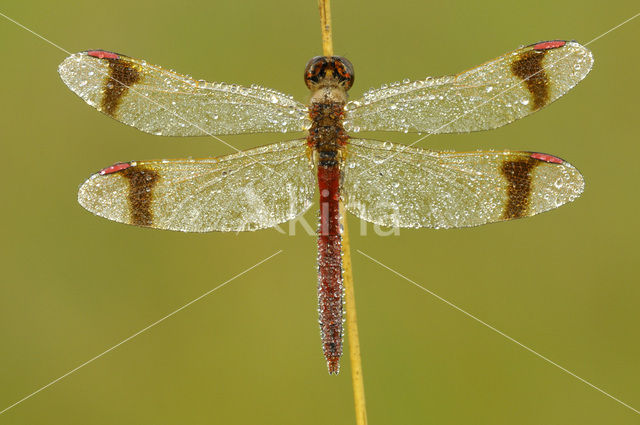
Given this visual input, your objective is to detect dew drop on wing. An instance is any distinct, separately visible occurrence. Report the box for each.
[554,178,564,189]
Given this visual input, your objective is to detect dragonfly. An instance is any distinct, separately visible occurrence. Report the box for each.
[59,40,593,374]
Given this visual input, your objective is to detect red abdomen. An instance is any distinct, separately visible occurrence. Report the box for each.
[317,163,343,374]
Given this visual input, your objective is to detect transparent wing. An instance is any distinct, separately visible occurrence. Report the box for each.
[59,50,310,136]
[342,138,584,229]
[78,140,315,232]
[344,41,593,134]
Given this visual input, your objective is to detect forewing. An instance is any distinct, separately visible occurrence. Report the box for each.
[59,50,310,136]
[342,139,584,229]
[344,41,593,134]
[78,140,315,232]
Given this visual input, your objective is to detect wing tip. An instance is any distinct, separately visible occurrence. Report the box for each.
[566,41,595,71]
[533,152,585,194]
[528,39,594,84]
[57,53,79,78]
[527,39,593,62]
[77,174,99,212]
[58,49,125,73]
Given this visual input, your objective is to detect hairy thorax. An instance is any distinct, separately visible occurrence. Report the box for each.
[304,56,354,162]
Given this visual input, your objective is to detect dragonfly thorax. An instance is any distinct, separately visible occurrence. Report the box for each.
[305,56,351,150]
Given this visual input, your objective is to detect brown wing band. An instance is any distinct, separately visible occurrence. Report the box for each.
[121,166,159,226]
[101,58,141,117]
[501,158,540,220]
[511,50,550,111]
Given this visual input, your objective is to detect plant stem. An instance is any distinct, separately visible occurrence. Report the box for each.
[340,204,368,425]
[318,0,334,56]
[318,3,367,423]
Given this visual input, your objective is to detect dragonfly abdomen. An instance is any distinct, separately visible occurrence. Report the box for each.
[317,163,343,374]
[309,100,349,374]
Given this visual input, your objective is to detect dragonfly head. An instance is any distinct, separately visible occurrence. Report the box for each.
[304,56,354,92]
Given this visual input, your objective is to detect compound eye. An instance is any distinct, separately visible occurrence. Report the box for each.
[333,57,354,90]
[304,56,326,88]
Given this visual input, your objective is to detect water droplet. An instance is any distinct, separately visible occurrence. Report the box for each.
[554,178,564,189]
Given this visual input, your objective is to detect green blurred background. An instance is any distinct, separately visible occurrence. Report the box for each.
[1,0,639,423]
